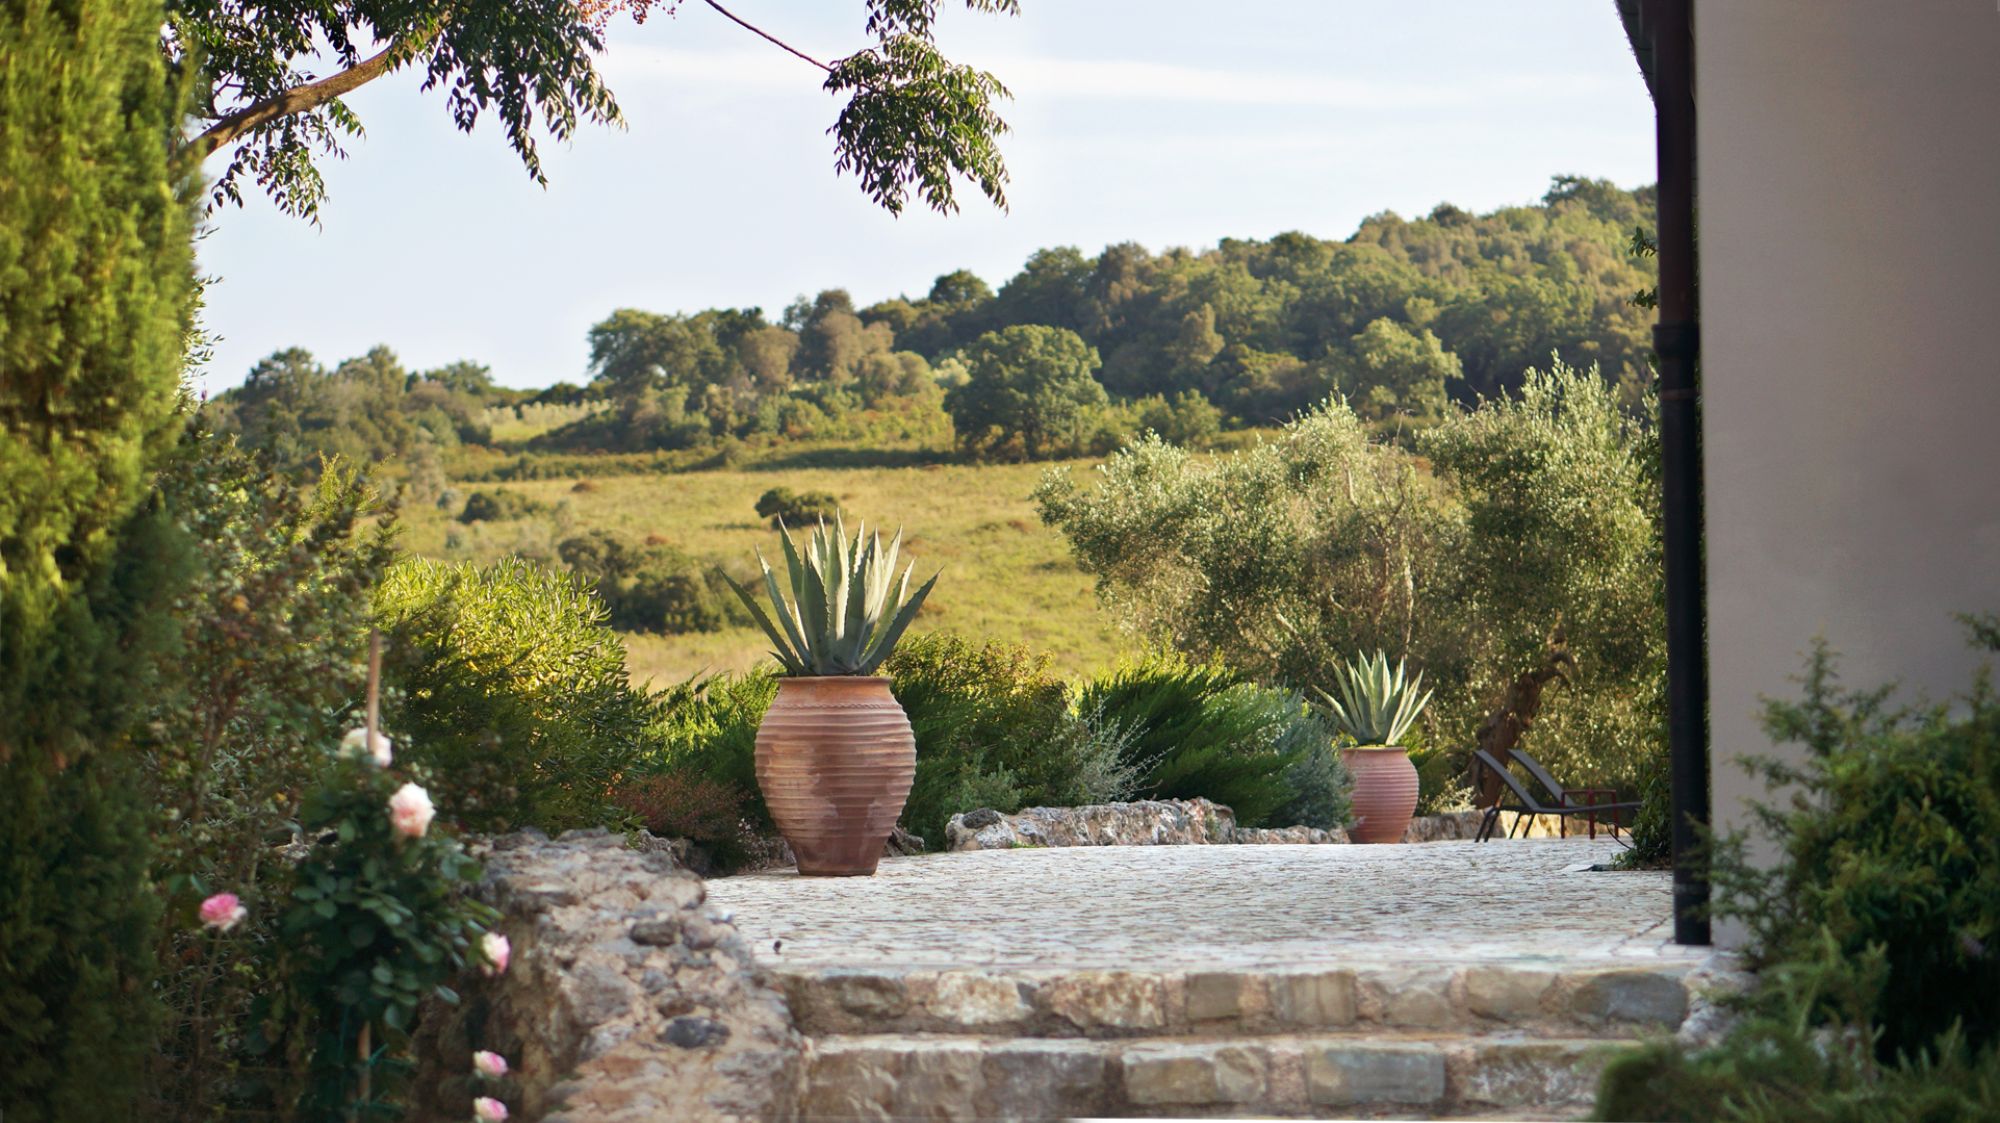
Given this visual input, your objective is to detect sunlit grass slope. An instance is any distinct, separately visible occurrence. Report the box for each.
[397,459,1142,688]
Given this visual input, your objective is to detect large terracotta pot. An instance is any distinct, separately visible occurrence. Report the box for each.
[1341,745,1419,844]
[755,675,916,876]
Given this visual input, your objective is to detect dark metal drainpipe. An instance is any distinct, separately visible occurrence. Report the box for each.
[1648,0,1711,946]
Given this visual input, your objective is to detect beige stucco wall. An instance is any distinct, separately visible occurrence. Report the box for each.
[1699,0,2000,941]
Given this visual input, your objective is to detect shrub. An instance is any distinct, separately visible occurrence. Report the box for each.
[457,487,549,523]
[754,485,842,528]
[0,0,196,1111]
[556,530,750,635]
[613,771,761,874]
[142,432,393,1119]
[630,671,781,873]
[887,633,1150,846]
[1594,630,2000,1120]
[374,558,659,832]
[645,670,779,830]
[1080,656,1349,829]
[255,749,497,1118]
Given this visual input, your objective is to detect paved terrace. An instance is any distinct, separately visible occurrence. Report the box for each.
[707,839,1700,974]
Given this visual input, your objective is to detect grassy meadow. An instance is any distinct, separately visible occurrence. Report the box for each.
[397,457,1144,687]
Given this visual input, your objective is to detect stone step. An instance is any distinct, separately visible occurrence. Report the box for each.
[776,960,1693,1041]
[796,1031,1616,1121]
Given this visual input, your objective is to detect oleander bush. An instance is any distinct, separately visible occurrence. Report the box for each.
[1594,627,2000,1121]
[376,558,660,832]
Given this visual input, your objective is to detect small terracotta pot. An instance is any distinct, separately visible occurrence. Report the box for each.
[1341,745,1419,844]
[755,675,916,876]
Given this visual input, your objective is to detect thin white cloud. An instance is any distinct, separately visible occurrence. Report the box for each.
[598,45,1615,109]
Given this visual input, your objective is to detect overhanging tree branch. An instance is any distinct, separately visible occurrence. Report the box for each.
[185,33,436,160]
[702,0,835,74]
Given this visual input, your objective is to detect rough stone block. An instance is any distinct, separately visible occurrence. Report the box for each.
[1306,1044,1447,1107]
[823,971,911,1019]
[1040,971,1170,1031]
[919,971,1032,1027]
[1123,1044,1267,1105]
[891,1043,988,1120]
[1447,1041,1605,1109]
[800,1046,898,1122]
[1184,971,1250,1022]
[1569,970,1689,1027]
[1269,970,1357,1027]
[982,1043,1109,1118]
[1463,966,1556,1022]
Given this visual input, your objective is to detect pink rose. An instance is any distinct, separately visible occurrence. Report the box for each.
[341,726,393,767]
[472,1095,509,1121]
[388,782,435,838]
[472,1050,508,1078]
[198,892,247,932]
[481,931,511,977]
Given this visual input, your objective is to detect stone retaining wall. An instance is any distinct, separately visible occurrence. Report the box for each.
[944,801,1615,851]
[411,829,801,1122]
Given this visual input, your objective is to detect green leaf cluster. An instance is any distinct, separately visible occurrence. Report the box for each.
[257,753,497,1119]
[1081,655,1350,830]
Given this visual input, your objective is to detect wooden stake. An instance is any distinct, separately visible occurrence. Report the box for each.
[365,629,382,748]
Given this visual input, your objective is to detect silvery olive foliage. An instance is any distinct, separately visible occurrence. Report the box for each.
[1037,360,1664,792]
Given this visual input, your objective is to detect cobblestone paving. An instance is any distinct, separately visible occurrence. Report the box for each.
[706,840,1700,973]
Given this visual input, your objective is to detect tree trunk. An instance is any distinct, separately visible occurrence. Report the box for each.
[1472,623,1574,807]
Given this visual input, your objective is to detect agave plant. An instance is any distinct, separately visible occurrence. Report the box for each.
[723,515,939,676]
[1311,650,1433,747]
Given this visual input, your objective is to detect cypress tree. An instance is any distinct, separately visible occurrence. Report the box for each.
[0,0,194,1116]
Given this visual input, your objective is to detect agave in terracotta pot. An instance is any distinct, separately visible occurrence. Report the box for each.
[1312,651,1433,844]
[724,516,937,875]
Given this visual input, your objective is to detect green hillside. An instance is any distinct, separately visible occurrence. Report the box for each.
[396,459,1140,686]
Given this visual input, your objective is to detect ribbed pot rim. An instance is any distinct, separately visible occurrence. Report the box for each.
[773,674,894,688]
[1341,744,1409,751]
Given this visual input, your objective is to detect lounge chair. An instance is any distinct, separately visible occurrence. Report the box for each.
[1512,749,1629,839]
[1471,748,1640,844]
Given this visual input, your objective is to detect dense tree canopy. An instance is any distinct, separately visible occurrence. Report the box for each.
[945,325,1107,460]
[173,0,1020,220]
[212,177,1659,466]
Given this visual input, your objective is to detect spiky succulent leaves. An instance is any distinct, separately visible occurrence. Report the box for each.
[735,516,939,675]
[856,568,938,675]
[722,562,805,675]
[1313,650,1433,746]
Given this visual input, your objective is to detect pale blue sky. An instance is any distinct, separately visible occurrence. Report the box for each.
[191,1,1653,394]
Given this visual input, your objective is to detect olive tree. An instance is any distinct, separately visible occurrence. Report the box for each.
[1037,361,1665,794]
